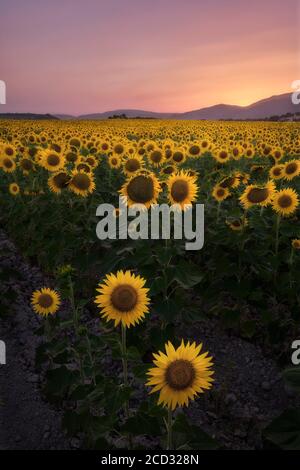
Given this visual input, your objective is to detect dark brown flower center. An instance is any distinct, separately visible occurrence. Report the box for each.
[285,162,298,175]
[4,158,13,168]
[163,166,174,175]
[127,175,155,203]
[47,154,60,166]
[5,147,14,156]
[38,294,53,308]
[220,177,234,188]
[69,138,81,148]
[72,173,91,190]
[171,179,189,202]
[165,359,195,390]
[114,144,124,154]
[278,194,292,208]
[66,152,77,163]
[165,149,172,159]
[125,159,140,172]
[111,284,138,312]
[273,167,282,176]
[219,151,228,160]
[53,172,70,189]
[21,159,33,171]
[150,151,163,163]
[189,145,200,156]
[247,188,269,203]
[216,188,225,197]
[173,151,184,162]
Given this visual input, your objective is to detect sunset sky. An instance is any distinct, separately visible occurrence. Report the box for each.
[0,0,299,114]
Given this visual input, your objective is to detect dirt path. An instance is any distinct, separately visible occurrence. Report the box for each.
[0,230,70,450]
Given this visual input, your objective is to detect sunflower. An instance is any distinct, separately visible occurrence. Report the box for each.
[113,142,126,156]
[283,160,300,181]
[40,150,65,172]
[239,181,275,209]
[19,157,35,174]
[226,217,248,231]
[2,144,16,158]
[120,171,161,208]
[272,188,299,217]
[269,164,284,180]
[1,156,16,173]
[162,165,176,175]
[214,148,230,164]
[31,288,60,316]
[212,185,230,202]
[94,270,150,328]
[172,149,186,165]
[292,239,300,250]
[108,154,122,169]
[167,171,198,210]
[188,144,201,158]
[48,171,70,194]
[123,155,143,176]
[146,340,214,410]
[9,182,20,196]
[69,170,95,197]
[149,148,164,167]
[65,151,79,164]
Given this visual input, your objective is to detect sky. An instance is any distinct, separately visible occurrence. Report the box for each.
[0,0,299,115]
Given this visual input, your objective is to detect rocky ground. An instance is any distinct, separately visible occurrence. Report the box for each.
[0,228,298,450]
[0,230,70,450]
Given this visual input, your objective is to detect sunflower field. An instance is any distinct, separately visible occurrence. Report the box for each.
[1,118,300,450]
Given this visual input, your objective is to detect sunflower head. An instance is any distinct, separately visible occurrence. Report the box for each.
[69,170,95,197]
[239,181,275,209]
[292,239,300,250]
[167,170,198,210]
[283,160,300,181]
[146,340,214,410]
[94,270,150,328]
[123,155,143,176]
[48,171,70,194]
[40,150,65,172]
[272,188,299,217]
[212,185,230,202]
[9,183,20,196]
[31,288,60,316]
[108,154,122,169]
[120,171,161,208]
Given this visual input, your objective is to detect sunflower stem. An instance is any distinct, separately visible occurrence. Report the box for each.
[289,248,294,289]
[121,324,133,449]
[275,214,281,256]
[216,202,221,222]
[166,407,173,450]
[68,275,78,334]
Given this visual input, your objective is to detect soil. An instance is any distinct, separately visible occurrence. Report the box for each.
[0,228,299,450]
[0,230,70,450]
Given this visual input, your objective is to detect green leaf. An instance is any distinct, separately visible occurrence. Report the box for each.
[173,414,218,450]
[44,366,80,399]
[264,408,300,449]
[283,367,300,392]
[121,412,162,436]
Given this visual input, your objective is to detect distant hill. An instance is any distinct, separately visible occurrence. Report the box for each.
[2,92,299,121]
[73,93,300,120]
[0,113,59,120]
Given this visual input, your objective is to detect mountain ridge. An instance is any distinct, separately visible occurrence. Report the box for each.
[0,92,299,121]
